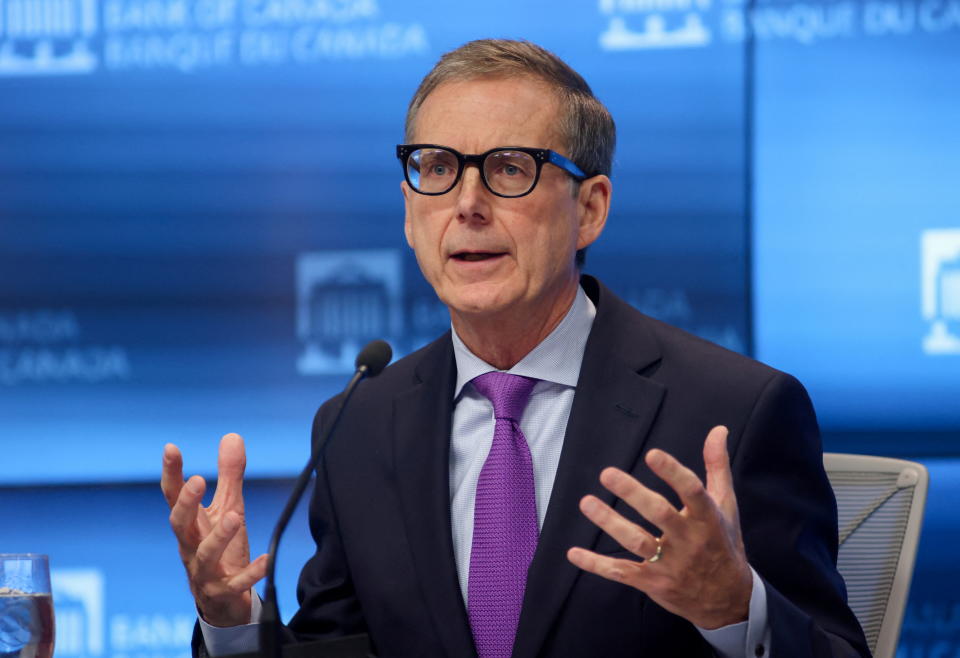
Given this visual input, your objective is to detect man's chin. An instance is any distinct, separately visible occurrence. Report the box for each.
[448,298,513,319]
[442,287,518,321]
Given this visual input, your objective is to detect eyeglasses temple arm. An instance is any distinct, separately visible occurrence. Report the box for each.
[547,150,587,179]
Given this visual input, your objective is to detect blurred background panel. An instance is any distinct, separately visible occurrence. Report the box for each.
[749,2,960,652]
[0,0,956,655]
[0,0,749,483]
[753,0,960,443]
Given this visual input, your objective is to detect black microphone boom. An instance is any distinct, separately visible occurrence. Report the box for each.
[260,339,392,657]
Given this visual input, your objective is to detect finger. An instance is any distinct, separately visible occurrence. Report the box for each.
[599,467,682,534]
[195,511,244,576]
[703,426,738,519]
[210,433,247,511]
[703,426,733,500]
[579,495,659,559]
[169,475,206,549]
[227,554,269,592]
[644,448,714,518]
[161,443,185,509]
[567,547,646,589]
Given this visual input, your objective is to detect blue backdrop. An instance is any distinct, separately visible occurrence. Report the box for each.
[1,0,958,655]
[753,0,960,434]
[1,0,749,484]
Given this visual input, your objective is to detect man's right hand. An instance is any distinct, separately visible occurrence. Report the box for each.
[161,433,269,627]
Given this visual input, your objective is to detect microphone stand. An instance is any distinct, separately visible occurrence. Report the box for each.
[259,343,388,658]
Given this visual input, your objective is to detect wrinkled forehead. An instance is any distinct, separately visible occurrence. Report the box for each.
[409,75,566,152]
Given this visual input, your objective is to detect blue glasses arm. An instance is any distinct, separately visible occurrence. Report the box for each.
[547,150,587,179]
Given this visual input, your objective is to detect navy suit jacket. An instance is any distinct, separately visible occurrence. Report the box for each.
[199,276,870,657]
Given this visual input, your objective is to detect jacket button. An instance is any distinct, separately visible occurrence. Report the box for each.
[754,644,765,657]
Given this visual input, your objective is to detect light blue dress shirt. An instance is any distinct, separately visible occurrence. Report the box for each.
[202,285,770,658]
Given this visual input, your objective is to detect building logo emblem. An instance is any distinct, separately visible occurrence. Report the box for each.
[296,249,402,375]
[0,0,98,76]
[599,0,713,51]
[51,568,105,656]
[921,229,960,355]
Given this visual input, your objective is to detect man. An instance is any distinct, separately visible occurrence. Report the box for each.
[162,39,870,657]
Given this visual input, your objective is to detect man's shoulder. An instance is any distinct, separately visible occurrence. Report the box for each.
[589,278,817,442]
[370,330,453,390]
[328,332,453,405]
[588,276,791,393]
[643,311,774,377]
[314,331,453,433]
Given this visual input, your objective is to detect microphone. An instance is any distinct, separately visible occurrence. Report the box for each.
[355,339,391,378]
[260,339,393,657]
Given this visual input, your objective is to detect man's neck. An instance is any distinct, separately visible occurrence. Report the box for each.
[450,280,579,370]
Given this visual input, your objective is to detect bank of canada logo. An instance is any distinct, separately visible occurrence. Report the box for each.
[921,229,960,355]
[51,568,105,656]
[296,249,402,375]
[599,0,712,51]
[0,0,98,76]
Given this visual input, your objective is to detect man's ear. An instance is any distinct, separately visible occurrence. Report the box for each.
[401,180,415,249]
[576,175,612,251]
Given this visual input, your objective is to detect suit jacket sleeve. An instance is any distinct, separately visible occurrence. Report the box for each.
[733,371,869,657]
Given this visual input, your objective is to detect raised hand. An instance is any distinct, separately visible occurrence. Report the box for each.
[567,426,753,629]
[161,433,269,627]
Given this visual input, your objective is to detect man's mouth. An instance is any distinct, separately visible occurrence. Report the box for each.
[451,251,505,262]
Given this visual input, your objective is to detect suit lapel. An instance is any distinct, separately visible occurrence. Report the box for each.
[392,335,476,657]
[513,278,667,658]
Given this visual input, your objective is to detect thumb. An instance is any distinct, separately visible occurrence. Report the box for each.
[211,433,247,511]
[703,426,737,518]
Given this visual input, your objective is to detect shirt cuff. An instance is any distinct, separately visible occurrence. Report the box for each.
[198,592,263,657]
[696,567,771,658]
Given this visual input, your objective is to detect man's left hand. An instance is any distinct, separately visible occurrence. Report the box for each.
[566,425,753,630]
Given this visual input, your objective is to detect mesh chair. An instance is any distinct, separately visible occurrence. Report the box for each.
[823,453,929,658]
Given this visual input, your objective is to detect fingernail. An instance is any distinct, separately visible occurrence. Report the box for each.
[600,468,620,485]
[187,478,202,495]
[222,514,238,532]
[582,497,598,513]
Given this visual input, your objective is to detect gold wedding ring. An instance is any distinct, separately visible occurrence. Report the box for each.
[647,536,663,563]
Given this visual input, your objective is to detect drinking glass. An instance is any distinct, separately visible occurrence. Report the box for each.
[0,554,55,658]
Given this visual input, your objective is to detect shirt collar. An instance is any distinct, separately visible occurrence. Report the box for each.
[451,284,597,399]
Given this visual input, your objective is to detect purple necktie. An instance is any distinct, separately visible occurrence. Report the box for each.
[468,372,539,658]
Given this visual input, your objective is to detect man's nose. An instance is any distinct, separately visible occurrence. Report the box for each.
[454,165,491,223]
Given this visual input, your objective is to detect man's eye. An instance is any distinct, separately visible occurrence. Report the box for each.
[497,162,531,178]
[425,163,452,177]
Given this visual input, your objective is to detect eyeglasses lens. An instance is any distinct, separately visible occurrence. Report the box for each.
[407,148,459,194]
[484,151,536,197]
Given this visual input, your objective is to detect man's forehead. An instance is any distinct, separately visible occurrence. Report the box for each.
[410,76,564,150]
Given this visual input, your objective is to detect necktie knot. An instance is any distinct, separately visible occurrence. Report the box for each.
[471,372,538,423]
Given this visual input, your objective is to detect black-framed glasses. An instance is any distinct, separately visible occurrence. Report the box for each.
[396,144,589,198]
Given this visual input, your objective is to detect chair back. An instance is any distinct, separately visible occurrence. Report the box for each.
[823,453,929,658]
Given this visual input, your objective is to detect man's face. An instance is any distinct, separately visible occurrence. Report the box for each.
[402,76,605,325]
